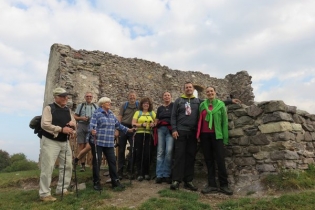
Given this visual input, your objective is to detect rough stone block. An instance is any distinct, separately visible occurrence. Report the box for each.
[256,164,275,172]
[249,133,270,145]
[304,132,313,141]
[302,158,314,164]
[296,132,305,142]
[286,105,297,114]
[283,160,297,169]
[270,150,299,160]
[264,100,287,113]
[253,151,269,160]
[246,105,263,118]
[292,114,306,124]
[296,109,309,116]
[273,131,295,141]
[229,128,244,137]
[258,122,292,134]
[234,116,254,128]
[227,103,242,110]
[239,136,250,146]
[243,126,258,136]
[305,114,315,121]
[232,147,242,154]
[235,157,256,166]
[302,123,314,132]
[262,112,293,124]
[290,123,302,131]
[234,108,248,117]
[248,146,260,153]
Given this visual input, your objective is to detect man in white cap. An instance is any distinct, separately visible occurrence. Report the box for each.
[39,87,76,202]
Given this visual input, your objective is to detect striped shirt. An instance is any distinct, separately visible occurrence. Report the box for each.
[89,108,128,147]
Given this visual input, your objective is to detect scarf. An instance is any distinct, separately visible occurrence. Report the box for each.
[200,98,224,129]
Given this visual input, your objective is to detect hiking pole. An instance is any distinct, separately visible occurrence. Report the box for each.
[148,121,152,180]
[72,144,78,198]
[141,121,147,178]
[93,129,102,195]
[61,135,69,200]
[130,125,137,185]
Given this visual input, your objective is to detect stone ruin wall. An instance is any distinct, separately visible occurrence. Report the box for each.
[43,44,315,193]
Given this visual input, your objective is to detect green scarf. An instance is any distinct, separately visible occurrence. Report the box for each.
[200,99,224,129]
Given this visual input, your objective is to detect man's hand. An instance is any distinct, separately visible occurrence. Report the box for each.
[172,131,179,140]
[91,129,96,135]
[232,99,241,104]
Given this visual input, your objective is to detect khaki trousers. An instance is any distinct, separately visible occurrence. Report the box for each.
[39,135,72,197]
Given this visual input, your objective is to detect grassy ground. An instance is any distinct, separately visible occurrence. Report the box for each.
[1,165,315,209]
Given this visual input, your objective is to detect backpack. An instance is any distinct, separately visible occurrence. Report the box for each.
[78,103,97,116]
[123,101,139,115]
[138,110,153,120]
[29,104,56,138]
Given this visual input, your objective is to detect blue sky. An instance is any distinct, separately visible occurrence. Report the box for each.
[1,0,315,161]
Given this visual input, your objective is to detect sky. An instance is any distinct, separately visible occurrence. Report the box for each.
[0,0,314,161]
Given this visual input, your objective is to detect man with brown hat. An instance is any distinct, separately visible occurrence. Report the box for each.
[39,87,76,202]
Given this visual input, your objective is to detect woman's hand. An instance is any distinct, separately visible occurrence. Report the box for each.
[91,129,96,135]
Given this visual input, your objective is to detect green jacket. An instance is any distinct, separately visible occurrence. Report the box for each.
[196,98,229,145]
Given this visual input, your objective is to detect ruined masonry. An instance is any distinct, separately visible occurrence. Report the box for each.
[44,43,315,194]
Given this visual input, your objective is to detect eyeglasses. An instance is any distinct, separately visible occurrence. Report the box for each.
[85,96,92,98]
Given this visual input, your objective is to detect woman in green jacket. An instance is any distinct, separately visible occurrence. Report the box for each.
[196,86,233,195]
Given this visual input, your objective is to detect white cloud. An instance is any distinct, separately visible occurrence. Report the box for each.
[1,0,315,160]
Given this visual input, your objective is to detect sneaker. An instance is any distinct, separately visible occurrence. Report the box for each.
[219,186,233,195]
[40,195,57,202]
[184,182,198,191]
[112,180,125,189]
[137,176,144,182]
[80,168,85,172]
[144,175,151,181]
[155,177,163,184]
[201,185,218,194]
[170,181,180,190]
[56,190,74,196]
[164,177,172,184]
[93,182,102,191]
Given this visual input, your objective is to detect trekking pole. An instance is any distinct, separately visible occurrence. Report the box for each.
[72,144,78,198]
[141,121,147,178]
[61,135,69,200]
[148,121,152,179]
[93,129,102,195]
[130,125,137,185]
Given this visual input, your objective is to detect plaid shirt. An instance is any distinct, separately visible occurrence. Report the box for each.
[89,108,128,147]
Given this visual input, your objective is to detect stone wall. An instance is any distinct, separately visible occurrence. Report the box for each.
[226,100,315,194]
[43,44,315,194]
[43,44,254,111]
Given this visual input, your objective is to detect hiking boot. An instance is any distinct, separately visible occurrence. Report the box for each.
[155,177,163,184]
[40,195,57,202]
[144,175,151,181]
[219,186,233,195]
[201,185,218,194]
[80,164,86,172]
[93,182,102,191]
[184,182,198,191]
[164,177,172,184]
[118,171,123,180]
[137,176,144,182]
[112,180,125,189]
[170,181,180,190]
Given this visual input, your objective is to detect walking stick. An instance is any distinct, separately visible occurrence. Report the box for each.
[148,121,152,179]
[93,130,102,194]
[141,121,147,178]
[130,125,137,185]
[72,144,78,198]
[61,135,69,200]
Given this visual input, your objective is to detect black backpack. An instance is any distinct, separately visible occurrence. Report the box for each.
[29,104,56,138]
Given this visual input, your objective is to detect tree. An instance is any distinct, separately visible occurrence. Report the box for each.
[0,150,10,171]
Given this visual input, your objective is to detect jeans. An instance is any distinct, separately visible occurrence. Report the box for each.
[156,126,174,178]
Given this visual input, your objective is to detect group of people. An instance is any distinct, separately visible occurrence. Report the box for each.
[38,82,240,202]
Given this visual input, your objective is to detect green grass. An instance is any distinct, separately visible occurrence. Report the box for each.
[218,191,315,210]
[139,189,211,210]
[262,164,315,191]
